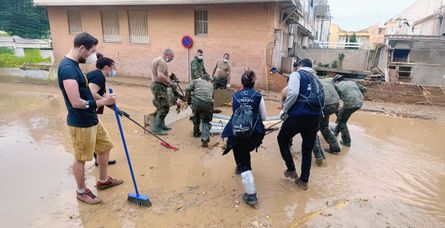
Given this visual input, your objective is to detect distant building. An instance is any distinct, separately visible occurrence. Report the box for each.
[382,0,445,86]
[313,0,331,45]
[327,23,385,49]
[385,0,445,36]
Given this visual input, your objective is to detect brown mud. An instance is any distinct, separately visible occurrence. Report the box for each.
[0,80,444,227]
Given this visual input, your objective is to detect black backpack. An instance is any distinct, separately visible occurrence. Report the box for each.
[232,91,259,138]
[297,70,325,111]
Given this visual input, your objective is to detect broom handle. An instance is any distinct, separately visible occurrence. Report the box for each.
[109,88,140,196]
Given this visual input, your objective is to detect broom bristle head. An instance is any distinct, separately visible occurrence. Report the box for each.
[127,193,152,207]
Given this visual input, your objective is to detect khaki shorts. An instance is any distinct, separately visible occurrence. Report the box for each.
[69,120,114,161]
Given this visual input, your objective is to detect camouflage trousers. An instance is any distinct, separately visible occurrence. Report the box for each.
[334,106,361,145]
[191,98,213,141]
[151,82,170,121]
[313,103,340,159]
[213,77,227,89]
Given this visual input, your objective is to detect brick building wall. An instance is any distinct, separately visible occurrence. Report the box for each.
[47,3,281,89]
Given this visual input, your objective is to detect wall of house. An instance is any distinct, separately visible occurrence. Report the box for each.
[410,40,445,86]
[411,64,445,86]
[47,3,278,89]
[368,23,385,49]
[410,49,445,65]
[377,46,389,80]
[304,48,370,71]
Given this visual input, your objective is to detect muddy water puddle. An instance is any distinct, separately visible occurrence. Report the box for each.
[0,81,444,227]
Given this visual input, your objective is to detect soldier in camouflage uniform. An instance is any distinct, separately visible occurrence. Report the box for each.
[151,49,175,135]
[333,75,367,146]
[312,75,342,166]
[191,49,207,80]
[185,74,214,148]
[212,53,231,89]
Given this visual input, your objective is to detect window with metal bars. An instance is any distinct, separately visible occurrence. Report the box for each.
[128,10,149,44]
[101,10,121,43]
[194,10,208,35]
[67,9,82,34]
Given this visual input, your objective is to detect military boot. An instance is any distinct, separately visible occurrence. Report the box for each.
[193,124,201,137]
[201,139,209,148]
[160,119,172,131]
[151,115,168,135]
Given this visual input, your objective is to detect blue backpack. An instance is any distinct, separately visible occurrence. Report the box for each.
[232,91,259,138]
[297,70,325,111]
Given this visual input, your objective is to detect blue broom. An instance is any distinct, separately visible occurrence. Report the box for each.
[109,88,151,207]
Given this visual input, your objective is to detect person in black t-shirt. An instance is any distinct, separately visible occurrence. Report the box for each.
[87,53,118,166]
[58,32,123,205]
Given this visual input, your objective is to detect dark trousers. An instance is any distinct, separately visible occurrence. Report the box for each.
[232,133,264,173]
[191,98,213,141]
[277,115,320,183]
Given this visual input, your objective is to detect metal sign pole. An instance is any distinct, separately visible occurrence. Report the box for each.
[187,48,190,82]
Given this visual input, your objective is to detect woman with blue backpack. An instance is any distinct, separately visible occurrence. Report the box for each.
[221,70,267,206]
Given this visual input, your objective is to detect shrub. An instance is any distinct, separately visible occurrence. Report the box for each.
[0,48,50,68]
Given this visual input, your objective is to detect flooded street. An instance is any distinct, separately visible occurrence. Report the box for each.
[0,81,444,227]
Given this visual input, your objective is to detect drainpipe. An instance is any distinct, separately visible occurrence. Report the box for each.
[436,14,444,35]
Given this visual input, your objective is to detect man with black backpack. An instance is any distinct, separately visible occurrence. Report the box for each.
[277,58,324,190]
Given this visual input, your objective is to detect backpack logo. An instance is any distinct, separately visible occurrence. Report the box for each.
[298,70,325,111]
[232,91,259,138]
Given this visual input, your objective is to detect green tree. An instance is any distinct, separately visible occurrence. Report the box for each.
[0,0,50,39]
[348,33,358,49]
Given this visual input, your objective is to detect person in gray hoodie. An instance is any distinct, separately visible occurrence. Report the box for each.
[278,58,321,190]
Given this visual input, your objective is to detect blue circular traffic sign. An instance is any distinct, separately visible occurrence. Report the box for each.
[181,35,193,49]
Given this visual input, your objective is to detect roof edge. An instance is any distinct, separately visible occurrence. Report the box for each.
[34,0,289,6]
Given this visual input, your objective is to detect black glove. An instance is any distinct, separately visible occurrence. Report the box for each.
[170,73,180,83]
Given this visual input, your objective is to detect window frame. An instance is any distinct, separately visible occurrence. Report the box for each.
[67,9,82,35]
[100,9,121,43]
[127,9,150,44]
[194,9,208,36]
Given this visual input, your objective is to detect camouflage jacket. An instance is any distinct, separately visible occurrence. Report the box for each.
[191,57,206,80]
[185,78,214,103]
[335,80,367,109]
[321,78,340,105]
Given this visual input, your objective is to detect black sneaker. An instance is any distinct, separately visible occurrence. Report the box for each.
[295,179,308,190]
[283,170,298,179]
[242,193,258,206]
[193,132,201,138]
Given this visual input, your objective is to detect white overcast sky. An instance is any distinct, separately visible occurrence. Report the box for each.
[329,0,418,31]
